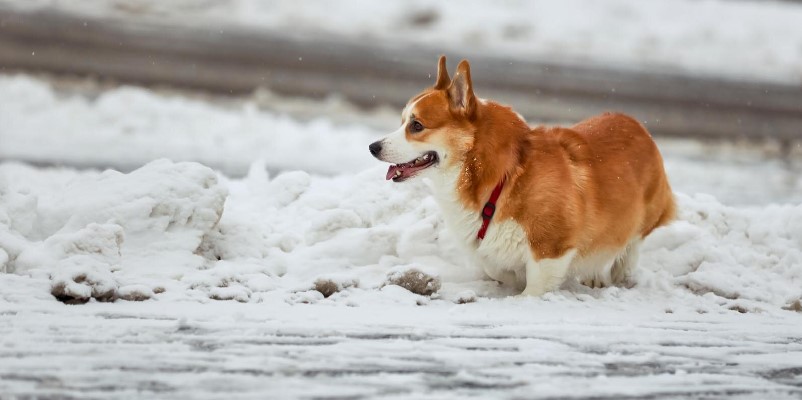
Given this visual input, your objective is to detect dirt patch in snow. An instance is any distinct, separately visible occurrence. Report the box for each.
[783,300,802,313]
[385,268,441,296]
[314,278,358,298]
[51,273,117,304]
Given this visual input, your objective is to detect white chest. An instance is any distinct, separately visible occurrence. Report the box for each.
[428,172,530,281]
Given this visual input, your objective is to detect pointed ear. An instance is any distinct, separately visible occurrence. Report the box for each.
[448,60,476,118]
[434,55,450,90]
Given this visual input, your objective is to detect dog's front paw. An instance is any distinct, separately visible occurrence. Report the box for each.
[518,285,549,297]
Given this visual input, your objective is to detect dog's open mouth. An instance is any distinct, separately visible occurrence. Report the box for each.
[386,151,439,182]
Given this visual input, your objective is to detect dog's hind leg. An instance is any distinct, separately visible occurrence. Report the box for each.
[610,239,641,286]
[575,252,617,289]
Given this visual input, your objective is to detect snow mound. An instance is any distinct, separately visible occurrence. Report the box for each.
[642,194,802,310]
[1,160,227,301]
[1,161,800,312]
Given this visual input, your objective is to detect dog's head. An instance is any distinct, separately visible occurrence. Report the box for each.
[369,56,479,182]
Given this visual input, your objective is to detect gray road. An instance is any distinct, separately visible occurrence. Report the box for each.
[1,5,801,140]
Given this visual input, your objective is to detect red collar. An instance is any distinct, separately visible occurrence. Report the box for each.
[477,178,506,240]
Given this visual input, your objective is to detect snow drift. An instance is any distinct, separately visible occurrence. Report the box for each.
[1,160,227,302]
[1,160,800,312]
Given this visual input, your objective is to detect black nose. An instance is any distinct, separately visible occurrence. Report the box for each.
[369,141,383,157]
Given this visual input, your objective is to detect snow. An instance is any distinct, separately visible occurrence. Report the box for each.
[2,298,801,399]
[1,159,801,398]
[1,73,802,397]
[2,75,801,206]
[2,158,801,310]
[3,0,802,83]
[0,76,378,176]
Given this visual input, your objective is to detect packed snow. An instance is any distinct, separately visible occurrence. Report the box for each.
[1,72,802,398]
[3,0,802,84]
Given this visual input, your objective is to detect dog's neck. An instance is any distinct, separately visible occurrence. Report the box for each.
[457,101,530,210]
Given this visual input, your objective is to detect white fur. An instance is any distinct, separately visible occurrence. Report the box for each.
[377,93,438,164]
[575,239,641,288]
[428,168,530,290]
[378,125,420,163]
[573,250,619,289]
[521,249,577,297]
[612,239,641,284]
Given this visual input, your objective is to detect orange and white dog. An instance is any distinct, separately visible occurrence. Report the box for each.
[369,56,675,296]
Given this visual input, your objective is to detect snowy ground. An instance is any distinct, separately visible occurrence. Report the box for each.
[2,73,802,399]
[3,0,802,84]
[2,289,802,399]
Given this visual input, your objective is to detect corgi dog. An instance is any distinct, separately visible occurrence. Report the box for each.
[369,56,675,296]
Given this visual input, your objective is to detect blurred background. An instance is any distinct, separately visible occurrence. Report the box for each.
[1,0,801,205]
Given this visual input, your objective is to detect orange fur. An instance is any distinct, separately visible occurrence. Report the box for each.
[500,114,676,260]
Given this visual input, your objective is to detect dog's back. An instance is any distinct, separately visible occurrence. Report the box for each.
[501,112,675,288]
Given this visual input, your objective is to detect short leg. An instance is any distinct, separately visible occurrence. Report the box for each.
[611,239,641,285]
[581,275,607,289]
[484,266,521,289]
[520,250,577,297]
[580,260,614,288]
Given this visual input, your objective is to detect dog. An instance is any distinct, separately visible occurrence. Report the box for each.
[369,56,675,296]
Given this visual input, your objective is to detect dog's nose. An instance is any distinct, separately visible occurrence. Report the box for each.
[369,141,383,157]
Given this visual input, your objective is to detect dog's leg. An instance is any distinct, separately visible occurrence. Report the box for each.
[575,252,616,289]
[520,249,576,297]
[611,239,641,285]
[484,266,521,289]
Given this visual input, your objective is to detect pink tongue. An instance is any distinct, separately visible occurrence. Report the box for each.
[386,165,402,180]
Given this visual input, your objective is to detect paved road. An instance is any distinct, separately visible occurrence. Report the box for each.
[1,5,801,140]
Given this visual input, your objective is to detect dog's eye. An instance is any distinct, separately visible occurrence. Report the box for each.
[409,120,424,133]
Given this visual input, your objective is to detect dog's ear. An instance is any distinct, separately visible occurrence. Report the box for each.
[434,55,450,90]
[447,60,476,118]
